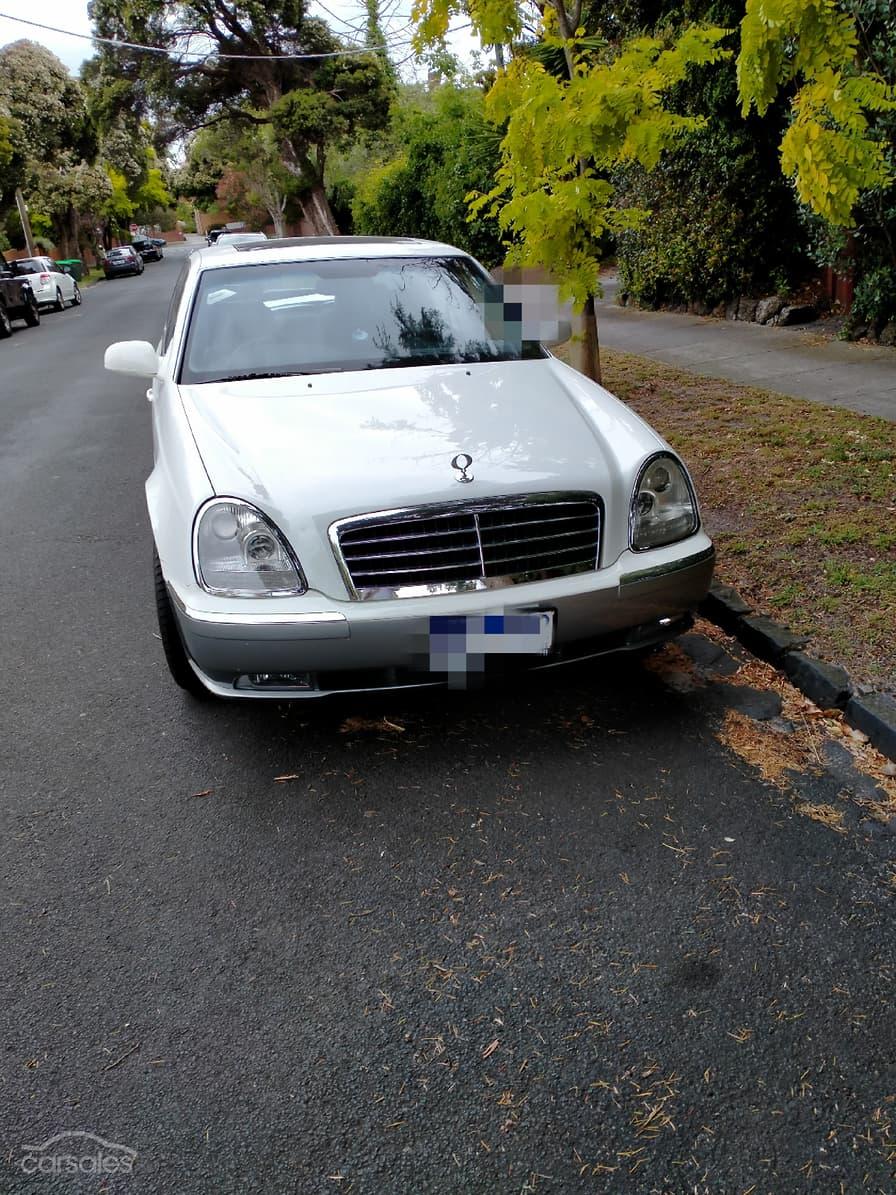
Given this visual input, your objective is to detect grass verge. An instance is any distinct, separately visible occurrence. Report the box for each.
[601,350,895,694]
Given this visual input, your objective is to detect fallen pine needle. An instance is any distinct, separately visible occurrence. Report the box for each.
[102,1042,140,1072]
[191,789,214,798]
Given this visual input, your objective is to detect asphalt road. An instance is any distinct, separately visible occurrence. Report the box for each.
[1,246,894,1194]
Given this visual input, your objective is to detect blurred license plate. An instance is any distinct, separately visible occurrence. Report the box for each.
[429,612,554,660]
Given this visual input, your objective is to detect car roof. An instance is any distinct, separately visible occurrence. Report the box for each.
[193,235,467,271]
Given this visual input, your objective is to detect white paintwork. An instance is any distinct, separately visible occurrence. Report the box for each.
[11,256,77,307]
[104,340,159,378]
[106,236,714,697]
[214,232,269,245]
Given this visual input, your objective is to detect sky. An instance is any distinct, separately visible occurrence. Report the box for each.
[0,0,482,81]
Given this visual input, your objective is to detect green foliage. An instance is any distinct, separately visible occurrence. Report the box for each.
[0,41,96,169]
[134,164,172,215]
[88,1,395,232]
[738,0,896,225]
[352,87,505,264]
[0,40,98,233]
[616,22,812,308]
[180,120,302,232]
[105,166,135,226]
[616,161,803,308]
[851,265,896,326]
[471,27,731,306]
[327,177,356,234]
[0,110,25,205]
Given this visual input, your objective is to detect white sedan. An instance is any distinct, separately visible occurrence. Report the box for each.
[11,256,81,310]
[212,231,269,247]
[105,237,714,700]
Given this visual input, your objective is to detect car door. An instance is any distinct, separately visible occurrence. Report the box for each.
[52,263,75,302]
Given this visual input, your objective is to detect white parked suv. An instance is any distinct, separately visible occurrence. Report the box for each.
[11,256,81,311]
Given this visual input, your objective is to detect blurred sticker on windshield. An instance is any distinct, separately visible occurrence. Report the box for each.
[485,271,574,344]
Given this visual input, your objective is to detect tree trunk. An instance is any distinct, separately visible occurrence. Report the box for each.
[581,293,602,384]
[269,204,286,238]
[303,182,339,236]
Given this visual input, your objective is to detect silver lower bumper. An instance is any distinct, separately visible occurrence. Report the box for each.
[170,543,714,699]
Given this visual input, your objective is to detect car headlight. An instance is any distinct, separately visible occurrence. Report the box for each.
[194,499,306,596]
[630,453,698,551]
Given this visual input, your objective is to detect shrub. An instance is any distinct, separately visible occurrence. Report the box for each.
[615,48,812,308]
[352,87,504,266]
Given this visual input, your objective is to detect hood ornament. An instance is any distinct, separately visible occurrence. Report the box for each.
[451,453,474,483]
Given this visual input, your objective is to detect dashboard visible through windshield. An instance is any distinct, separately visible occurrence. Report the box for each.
[179,255,547,384]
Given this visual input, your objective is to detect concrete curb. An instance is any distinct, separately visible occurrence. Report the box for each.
[699,580,896,762]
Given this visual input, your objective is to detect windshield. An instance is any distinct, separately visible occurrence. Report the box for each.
[179,256,547,384]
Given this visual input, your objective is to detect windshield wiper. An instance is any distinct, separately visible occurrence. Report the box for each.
[211,369,315,383]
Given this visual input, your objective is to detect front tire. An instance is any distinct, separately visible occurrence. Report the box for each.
[23,299,40,327]
[0,305,11,338]
[72,283,82,306]
[153,549,211,699]
[54,287,64,313]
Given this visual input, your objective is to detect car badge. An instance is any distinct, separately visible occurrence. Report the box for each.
[451,453,474,483]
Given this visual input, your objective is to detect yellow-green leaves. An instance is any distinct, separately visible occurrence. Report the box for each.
[781,70,895,223]
[739,0,895,224]
[738,0,858,116]
[412,0,521,52]
[470,29,730,308]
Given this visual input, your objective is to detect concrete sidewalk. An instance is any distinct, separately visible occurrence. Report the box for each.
[595,275,895,421]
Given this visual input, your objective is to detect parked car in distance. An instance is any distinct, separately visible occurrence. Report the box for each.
[0,250,41,336]
[9,255,81,310]
[131,236,164,262]
[104,235,714,701]
[103,245,144,278]
[206,227,225,245]
[213,231,268,246]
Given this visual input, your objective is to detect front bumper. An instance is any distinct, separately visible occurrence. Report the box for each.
[169,538,715,699]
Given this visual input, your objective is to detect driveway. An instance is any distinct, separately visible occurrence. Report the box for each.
[596,274,895,421]
[1,247,894,1193]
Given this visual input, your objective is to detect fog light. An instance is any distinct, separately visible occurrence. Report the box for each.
[241,672,315,690]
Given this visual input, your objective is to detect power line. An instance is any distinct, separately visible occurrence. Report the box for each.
[0,9,407,60]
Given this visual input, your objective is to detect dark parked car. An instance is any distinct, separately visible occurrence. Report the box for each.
[131,236,163,262]
[206,227,225,246]
[103,245,144,278]
[0,251,41,337]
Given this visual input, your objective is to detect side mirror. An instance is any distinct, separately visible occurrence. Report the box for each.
[104,340,160,378]
[542,318,572,347]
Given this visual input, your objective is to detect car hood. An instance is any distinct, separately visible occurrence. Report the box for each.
[177,358,666,586]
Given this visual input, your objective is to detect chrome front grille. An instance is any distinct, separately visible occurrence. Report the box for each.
[332,493,601,599]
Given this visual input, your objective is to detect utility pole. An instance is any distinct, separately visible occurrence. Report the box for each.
[15,189,37,257]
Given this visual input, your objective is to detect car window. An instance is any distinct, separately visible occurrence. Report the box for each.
[179,256,547,384]
[162,261,191,354]
[13,259,41,274]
